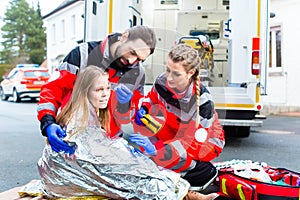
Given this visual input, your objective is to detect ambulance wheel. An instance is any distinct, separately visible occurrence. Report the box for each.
[223,126,250,138]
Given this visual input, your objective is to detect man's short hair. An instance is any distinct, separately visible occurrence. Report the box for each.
[127,25,157,55]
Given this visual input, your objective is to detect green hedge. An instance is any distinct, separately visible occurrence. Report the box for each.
[0,64,14,80]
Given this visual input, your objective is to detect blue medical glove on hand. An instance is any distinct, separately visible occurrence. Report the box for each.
[129,133,156,156]
[127,145,142,156]
[116,85,133,104]
[46,123,76,155]
[135,107,147,126]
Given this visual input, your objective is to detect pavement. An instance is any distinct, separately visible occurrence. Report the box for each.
[275,112,300,117]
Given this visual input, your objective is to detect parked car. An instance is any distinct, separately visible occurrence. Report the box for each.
[0,67,50,102]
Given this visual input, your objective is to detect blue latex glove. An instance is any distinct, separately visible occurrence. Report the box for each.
[116,85,133,104]
[129,133,156,156]
[127,145,143,157]
[135,107,147,126]
[46,123,76,155]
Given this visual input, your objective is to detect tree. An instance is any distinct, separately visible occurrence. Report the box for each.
[0,0,46,65]
[26,2,46,64]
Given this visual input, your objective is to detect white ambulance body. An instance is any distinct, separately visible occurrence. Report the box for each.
[83,0,142,41]
[86,0,270,137]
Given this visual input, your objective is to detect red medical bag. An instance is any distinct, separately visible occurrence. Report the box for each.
[215,160,300,200]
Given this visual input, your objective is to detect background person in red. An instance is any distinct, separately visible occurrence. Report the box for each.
[132,44,225,191]
[37,25,156,154]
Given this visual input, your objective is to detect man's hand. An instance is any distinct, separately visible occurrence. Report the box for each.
[135,107,147,126]
[129,133,156,156]
[116,85,133,104]
[46,123,76,154]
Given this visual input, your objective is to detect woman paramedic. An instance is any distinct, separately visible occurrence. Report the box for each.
[130,43,225,191]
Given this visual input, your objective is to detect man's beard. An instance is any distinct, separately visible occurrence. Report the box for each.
[110,57,129,69]
[111,45,130,69]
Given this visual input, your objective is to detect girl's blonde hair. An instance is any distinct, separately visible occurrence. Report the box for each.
[56,65,110,133]
[168,44,201,126]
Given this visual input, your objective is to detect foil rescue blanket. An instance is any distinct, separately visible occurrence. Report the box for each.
[37,126,189,199]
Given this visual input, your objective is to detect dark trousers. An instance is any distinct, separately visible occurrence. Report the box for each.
[182,161,217,187]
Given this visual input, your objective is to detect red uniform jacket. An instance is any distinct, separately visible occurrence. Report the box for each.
[134,73,225,173]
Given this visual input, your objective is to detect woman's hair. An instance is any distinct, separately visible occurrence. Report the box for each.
[168,43,202,126]
[127,25,157,55]
[56,65,110,133]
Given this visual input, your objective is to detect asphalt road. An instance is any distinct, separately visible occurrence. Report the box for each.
[214,115,300,171]
[0,98,300,192]
[0,99,44,193]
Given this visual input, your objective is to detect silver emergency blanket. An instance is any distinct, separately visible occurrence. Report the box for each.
[37,126,189,199]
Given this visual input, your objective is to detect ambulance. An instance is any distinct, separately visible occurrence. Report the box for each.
[85,0,270,137]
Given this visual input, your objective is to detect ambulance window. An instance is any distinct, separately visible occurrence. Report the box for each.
[92,2,97,15]
[133,15,137,26]
[223,0,229,6]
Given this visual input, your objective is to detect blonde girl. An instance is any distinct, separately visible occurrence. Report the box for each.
[39,65,211,200]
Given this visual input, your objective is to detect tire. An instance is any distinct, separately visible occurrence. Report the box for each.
[12,88,20,102]
[30,97,37,102]
[0,87,8,101]
[223,126,250,138]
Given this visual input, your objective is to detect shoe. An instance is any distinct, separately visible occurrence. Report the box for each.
[189,168,218,191]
